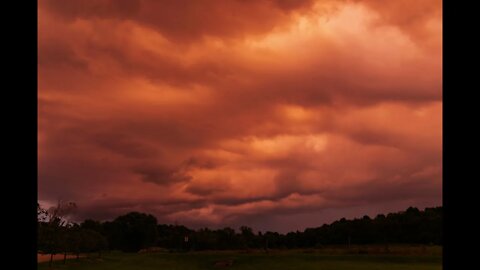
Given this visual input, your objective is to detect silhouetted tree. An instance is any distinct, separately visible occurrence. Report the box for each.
[240,226,255,249]
[105,212,158,252]
[39,206,442,256]
[37,200,77,266]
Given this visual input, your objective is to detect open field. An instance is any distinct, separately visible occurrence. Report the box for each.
[38,246,442,270]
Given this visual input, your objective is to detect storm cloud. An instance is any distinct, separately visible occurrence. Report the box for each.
[38,0,442,232]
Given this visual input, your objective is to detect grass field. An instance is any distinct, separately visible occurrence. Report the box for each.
[38,246,442,270]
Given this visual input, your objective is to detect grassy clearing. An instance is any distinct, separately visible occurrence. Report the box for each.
[38,246,442,270]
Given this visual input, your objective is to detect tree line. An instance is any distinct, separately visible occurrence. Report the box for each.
[38,204,442,259]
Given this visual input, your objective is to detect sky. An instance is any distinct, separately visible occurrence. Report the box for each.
[38,0,442,233]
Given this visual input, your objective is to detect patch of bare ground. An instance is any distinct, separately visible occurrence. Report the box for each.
[214,259,234,268]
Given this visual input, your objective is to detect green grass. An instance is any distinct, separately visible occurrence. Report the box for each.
[38,247,442,270]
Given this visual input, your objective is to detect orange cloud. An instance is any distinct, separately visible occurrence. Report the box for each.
[38,0,441,232]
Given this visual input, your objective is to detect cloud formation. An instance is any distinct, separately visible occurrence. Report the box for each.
[38,0,442,232]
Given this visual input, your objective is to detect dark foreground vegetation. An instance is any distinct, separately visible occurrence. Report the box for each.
[38,203,441,266]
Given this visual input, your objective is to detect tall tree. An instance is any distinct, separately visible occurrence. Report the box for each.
[37,200,77,266]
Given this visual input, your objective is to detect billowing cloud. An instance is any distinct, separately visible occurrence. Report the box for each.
[38,0,442,232]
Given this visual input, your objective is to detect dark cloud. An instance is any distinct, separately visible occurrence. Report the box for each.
[185,182,230,196]
[182,156,219,170]
[38,42,89,70]
[92,133,159,158]
[133,163,192,185]
[42,0,141,20]
[42,0,315,42]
